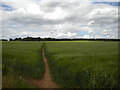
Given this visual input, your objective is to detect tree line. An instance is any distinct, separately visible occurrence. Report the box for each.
[0,37,120,41]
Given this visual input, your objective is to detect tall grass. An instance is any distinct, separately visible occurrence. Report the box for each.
[2,41,44,88]
[45,41,119,88]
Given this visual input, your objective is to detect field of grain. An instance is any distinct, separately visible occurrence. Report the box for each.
[2,41,119,88]
[45,41,118,88]
[2,41,44,88]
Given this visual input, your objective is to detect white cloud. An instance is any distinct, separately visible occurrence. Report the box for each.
[1,0,118,39]
[91,0,120,2]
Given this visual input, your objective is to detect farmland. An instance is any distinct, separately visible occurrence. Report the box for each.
[45,41,119,88]
[2,41,119,88]
[2,41,44,88]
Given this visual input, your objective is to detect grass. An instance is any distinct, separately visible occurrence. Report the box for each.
[45,41,119,88]
[2,41,44,88]
[2,41,119,88]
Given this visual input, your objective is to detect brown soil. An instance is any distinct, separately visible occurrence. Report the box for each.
[26,48,59,88]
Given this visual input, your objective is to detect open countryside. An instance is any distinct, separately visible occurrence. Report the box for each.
[2,41,119,88]
[1,0,119,89]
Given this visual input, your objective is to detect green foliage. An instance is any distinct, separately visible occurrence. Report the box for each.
[2,41,119,88]
[2,73,36,88]
[2,41,44,88]
[45,41,119,88]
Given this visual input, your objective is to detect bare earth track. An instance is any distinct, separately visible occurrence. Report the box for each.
[26,48,59,88]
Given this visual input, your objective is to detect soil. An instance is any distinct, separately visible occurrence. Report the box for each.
[26,48,59,88]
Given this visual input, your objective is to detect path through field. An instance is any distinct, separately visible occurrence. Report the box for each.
[26,48,59,88]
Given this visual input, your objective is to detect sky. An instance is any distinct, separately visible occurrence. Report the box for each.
[0,0,119,39]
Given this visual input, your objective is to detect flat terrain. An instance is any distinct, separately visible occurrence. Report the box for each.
[2,41,119,88]
[27,48,59,88]
[45,41,118,88]
[2,41,44,88]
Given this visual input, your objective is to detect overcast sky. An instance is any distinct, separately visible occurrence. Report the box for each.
[0,0,119,39]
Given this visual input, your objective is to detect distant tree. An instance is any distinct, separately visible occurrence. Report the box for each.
[7,36,120,41]
[0,39,7,41]
[14,37,22,41]
[9,38,12,41]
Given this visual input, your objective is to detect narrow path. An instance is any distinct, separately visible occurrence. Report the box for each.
[26,48,59,88]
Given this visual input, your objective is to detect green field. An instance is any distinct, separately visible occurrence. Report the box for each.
[2,41,44,88]
[45,41,118,88]
[2,41,119,88]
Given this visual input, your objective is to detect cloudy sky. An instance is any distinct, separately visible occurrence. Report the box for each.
[0,0,119,39]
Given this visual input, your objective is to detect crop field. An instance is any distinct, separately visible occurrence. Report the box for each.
[2,41,119,88]
[45,41,119,88]
[2,41,44,88]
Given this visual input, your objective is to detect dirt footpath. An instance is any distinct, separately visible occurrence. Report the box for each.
[26,48,59,88]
